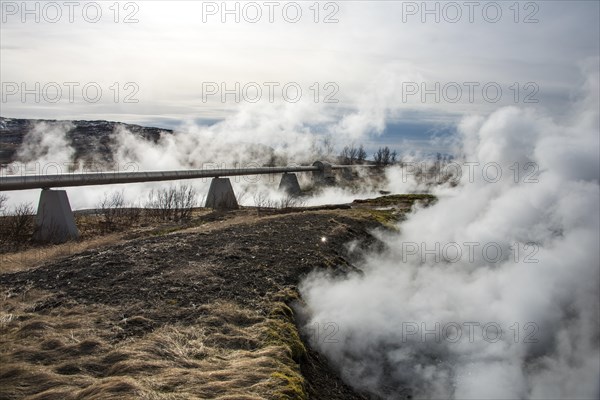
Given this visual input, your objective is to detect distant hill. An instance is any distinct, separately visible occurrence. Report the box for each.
[0,117,171,166]
[0,117,287,169]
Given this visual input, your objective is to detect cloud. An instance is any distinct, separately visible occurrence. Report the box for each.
[1,2,598,127]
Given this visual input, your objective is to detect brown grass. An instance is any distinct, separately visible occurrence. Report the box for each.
[0,285,306,399]
[0,233,127,274]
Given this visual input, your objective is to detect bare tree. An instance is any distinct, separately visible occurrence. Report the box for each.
[0,193,7,215]
[146,188,174,220]
[235,187,249,207]
[357,145,367,163]
[348,145,358,164]
[123,202,142,224]
[278,194,306,209]
[173,184,197,221]
[339,143,362,165]
[2,202,35,241]
[322,135,335,159]
[253,191,305,214]
[146,184,197,222]
[373,146,388,166]
[98,190,126,232]
[339,146,350,165]
[254,191,275,210]
[373,146,398,166]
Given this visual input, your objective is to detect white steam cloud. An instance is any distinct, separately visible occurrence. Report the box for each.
[299,66,600,399]
[2,101,386,210]
[15,121,76,168]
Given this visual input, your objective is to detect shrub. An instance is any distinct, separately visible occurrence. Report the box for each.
[0,202,35,244]
[145,184,197,222]
[0,193,7,214]
[97,190,126,232]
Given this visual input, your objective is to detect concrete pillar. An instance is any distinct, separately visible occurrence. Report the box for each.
[278,173,301,196]
[312,161,335,185]
[205,178,239,210]
[34,189,79,243]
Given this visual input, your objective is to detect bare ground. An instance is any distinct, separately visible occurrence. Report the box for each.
[0,196,431,399]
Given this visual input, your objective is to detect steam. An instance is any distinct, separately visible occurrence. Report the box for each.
[299,66,600,399]
[15,121,76,168]
[2,101,386,210]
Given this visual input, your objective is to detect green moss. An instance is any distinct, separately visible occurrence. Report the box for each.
[262,301,308,400]
[270,370,307,400]
[264,317,307,362]
[354,193,437,206]
[320,256,351,270]
[368,209,396,222]
[269,302,295,320]
[366,209,401,231]
[264,296,306,361]
[322,257,335,268]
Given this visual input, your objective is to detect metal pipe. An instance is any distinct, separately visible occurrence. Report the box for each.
[0,166,326,191]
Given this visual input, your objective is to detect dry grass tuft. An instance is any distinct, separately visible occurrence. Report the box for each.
[0,292,308,399]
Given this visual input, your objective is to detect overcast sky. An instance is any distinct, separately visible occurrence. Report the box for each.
[1,1,599,152]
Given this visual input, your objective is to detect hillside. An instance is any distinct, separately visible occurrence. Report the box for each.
[0,196,434,399]
[0,117,170,166]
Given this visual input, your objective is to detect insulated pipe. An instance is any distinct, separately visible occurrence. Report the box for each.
[0,164,367,191]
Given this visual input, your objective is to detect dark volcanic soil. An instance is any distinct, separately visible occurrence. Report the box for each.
[1,208,387,399]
